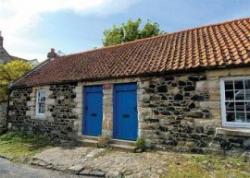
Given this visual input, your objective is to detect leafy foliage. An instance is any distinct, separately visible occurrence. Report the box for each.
[135,137,146,152]
[103,18,163,46]
[0,60,32,102]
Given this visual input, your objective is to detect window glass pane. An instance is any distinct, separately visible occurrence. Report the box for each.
[225,81,233,90]
[38,93,41,101]
[226,112,235,122]
[39,104,41,113]
[247,113,250,122]
[223,79,250,124]
[235,112,245,122]
[225,91,234,100]
[234,80,244,89]
[41,104,45,113]
[245,89,250,100]
[37,90,46,115]
[245,80,250,89]
[246,102,250,111]
[39,103,45,114]
[39,92,45,102]
[226,102,234,111]
[41,96,46,102]
[235,90,244,100]
[235,102,245,111]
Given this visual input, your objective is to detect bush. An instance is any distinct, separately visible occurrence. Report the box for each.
[135,138,146,152]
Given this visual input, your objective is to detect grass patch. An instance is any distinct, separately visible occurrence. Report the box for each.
[0,131,52,162]
[166,153,250,178]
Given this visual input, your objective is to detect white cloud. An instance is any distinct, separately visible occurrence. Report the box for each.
[0,0,138,61]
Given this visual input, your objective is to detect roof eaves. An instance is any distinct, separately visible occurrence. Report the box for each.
[11,62,250,89]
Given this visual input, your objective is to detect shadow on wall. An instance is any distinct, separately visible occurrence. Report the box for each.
[0,102,7,133]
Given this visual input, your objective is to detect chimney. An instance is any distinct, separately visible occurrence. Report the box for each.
[47,48,58,60]
[0,31,3,47]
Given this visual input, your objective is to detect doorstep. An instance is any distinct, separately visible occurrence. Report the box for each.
[109,139,136,152]
[79,136,136,152]
[79,135,99,147]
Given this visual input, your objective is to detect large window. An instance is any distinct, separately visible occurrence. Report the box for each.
[36,90,46,117]
[220,77,250,128]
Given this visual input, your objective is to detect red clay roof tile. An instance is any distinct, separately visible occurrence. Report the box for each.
[13,17,250,87]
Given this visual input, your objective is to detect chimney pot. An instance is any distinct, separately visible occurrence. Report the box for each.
[47,48,58,60]
[0,31,3,47]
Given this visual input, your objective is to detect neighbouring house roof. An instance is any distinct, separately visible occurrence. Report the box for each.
[13,17,250,88]
[0,32,39,66]
[0,46,12,63]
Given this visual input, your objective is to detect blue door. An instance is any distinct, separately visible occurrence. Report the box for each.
[83,85,103,136]
[113,83,138,140]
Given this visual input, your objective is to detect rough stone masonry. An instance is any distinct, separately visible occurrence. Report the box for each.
[138,73,214,153]
[8,83,78,141]
[0,102,7,133]
[138,68,250,153]
[7,67,250,153]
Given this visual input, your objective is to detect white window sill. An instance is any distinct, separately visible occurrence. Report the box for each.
[222,122,250,129]
[35,115,46,119]
[216,127,250,137]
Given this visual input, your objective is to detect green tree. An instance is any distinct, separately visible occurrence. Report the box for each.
[103,18,164,46]
[0,60,32,102]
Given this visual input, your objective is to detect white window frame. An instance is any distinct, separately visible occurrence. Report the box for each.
[220,76,250,128]
[36,89,46,118]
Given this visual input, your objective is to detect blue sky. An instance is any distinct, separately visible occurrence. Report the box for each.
[0,0,249,61]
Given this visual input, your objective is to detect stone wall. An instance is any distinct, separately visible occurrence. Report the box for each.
[138,67,250,153]
[0,102,7,133]
[8,88,32,130]
[8,83,78,141]
[138,74,216,153]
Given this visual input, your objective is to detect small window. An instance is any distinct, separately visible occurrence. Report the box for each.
[36,90,46,117]
[220,77,250,128]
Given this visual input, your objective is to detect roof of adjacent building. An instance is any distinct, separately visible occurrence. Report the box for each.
[0,46,12,63]
[0,32,38,65]
[13,17,250,88]
[0,47,27,64]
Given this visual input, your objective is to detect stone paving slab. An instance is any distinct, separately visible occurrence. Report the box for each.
[31,146,169,178]
[31,147,105,171]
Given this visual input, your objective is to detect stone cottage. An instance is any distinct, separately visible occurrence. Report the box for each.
[7,17,250,153]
